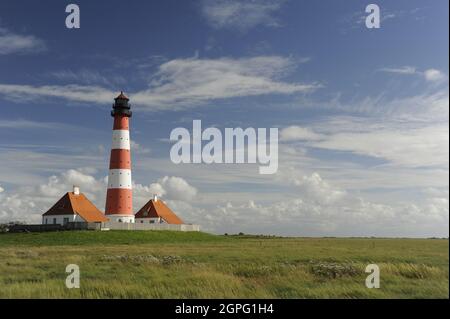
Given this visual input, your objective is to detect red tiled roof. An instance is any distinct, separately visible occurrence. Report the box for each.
[135,199,183,224]
[43,192,108,222]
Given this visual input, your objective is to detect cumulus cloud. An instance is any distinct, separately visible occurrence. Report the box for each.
[0,56,319,110]
[0,169,104,223]
[181,172,448,237]
[133,176,198,203]
[0,169,198,223]
[201,0,285,30]
[0,167,447,237]
[152,176,198,202]
[424,68,446,82]
[0,27,46,55]
[291,173,346,205]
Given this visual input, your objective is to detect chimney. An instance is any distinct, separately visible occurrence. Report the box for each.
[153,194,158,202]
[73,185,80,195]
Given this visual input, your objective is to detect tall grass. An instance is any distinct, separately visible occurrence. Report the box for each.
[0,232,448,298]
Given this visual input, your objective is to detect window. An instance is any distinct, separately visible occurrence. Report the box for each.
[63,218,69,225]
[53,218,57,224]
[140,220,143,223]
[45,218,48,224]
[118,219,122,223]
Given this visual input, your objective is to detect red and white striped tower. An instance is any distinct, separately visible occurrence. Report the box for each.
[105,92,134,223]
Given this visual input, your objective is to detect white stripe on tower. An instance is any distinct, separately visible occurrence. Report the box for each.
[112,130,130,150]
[107,169,132,188]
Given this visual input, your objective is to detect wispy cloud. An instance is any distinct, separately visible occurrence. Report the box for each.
[133,56,319,110]
[0,119,85,130]
[201,0,285,31]
[0,84,113,104]
[0,27,46,55]
[49,69,126,88]
[378,66,447,83]
[280,91,449,169]
[378,66,417,75]
[312,122,448,168]
[0,56,320,110]
[280,126,323,141]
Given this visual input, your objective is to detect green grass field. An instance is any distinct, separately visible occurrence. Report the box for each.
[0,231,448,298]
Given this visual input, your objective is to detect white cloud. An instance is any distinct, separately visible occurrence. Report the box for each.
[280,118,449,169]
[185,172,448,237]
[0,27,46,55]
[312,123,448,168]
[0,84,113,104]
[0,169,104,223]
[0,56,319,110]
[290,173,346,204]
[378,66,417,75]
[279,90,449,169]
[156,176,198,202]
[0,169,198,224]
[280,126,323,141]
[130,141,150,154]
[0,119,81,130]
[424,68,446,82]
[201,0,284,30]
[0,165,447,237]
[50,69,126,87]
[133,176,198,203]
[133,56,319,110]
[378,66,447,83]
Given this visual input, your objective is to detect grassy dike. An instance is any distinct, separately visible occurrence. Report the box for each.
[0,231,448,298]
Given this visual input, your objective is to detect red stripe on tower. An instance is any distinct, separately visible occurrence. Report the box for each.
[105,92,134,223]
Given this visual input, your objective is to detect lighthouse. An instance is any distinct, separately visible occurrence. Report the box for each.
[105,92,134,223]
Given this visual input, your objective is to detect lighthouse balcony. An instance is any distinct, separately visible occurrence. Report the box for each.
[111,109,132,117]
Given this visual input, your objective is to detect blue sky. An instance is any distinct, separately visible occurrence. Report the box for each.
[0,0,448,236]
